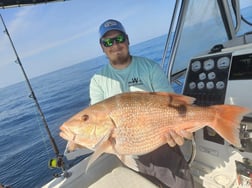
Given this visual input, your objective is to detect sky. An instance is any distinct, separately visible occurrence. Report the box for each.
[0,0,176,88]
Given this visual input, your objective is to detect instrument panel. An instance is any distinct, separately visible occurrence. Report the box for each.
[183,52,232,106]
[183,50,252,146]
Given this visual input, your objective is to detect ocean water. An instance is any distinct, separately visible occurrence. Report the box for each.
[0,34,176,188]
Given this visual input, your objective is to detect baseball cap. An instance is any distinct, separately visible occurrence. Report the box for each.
[99,19,126,38]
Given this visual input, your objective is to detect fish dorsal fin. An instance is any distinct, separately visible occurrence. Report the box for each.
[117,91,195,105]
[154,92,195,105]
[86,129,114,172]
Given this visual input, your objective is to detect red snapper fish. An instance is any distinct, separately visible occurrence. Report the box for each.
[59,92,250,170]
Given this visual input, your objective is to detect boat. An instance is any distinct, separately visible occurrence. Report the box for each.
[1,0,252,187]
[43,1,252,187]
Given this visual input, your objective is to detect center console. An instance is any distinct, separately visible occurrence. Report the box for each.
[182,44,252,187]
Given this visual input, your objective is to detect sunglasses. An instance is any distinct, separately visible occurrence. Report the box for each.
[101,34,126,47]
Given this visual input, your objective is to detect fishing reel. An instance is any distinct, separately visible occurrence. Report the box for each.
[49,156,64,169]
[48,155,71,178]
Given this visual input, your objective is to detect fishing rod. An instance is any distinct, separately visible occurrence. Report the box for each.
[0,14,70,177]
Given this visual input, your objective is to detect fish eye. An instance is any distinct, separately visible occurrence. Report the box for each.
[81,114,89,121]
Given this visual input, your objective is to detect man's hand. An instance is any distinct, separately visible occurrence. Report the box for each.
[166,130,193,147]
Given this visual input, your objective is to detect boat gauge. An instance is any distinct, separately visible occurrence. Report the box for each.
[197,81,205,89]
[216,81,225,89]
[199,72,206,80]
[189,82,196,89]
[206,81,214,89]
[203,59,215,71]
[191,60,201,72]
[208,72,216,80]
[217,56,230,69]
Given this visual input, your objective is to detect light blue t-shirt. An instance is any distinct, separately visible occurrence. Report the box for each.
[90,56,173,104]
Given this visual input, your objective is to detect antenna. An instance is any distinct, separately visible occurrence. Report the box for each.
[0,14,70,178]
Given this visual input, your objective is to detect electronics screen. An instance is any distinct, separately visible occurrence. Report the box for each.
[229,53,252,80]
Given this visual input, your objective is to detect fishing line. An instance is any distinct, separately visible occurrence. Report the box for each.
[31,102,52,157]
[0,13,70,177]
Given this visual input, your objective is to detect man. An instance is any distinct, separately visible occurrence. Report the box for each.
[89,19,194,188]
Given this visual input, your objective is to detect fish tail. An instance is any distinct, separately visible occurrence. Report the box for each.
[210,105,250,146]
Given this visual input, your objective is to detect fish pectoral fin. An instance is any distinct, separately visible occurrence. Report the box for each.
[93,128,113,149]
[109,113,120,128]
[86,139,113,173]
[86,129,114,172]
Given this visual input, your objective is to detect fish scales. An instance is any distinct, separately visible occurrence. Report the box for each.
[111,106,169,155]
[110,97,215,154]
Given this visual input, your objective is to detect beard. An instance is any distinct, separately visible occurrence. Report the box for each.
[109,52,131,66]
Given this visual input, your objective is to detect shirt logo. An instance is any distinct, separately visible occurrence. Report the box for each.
[128,77,143,86]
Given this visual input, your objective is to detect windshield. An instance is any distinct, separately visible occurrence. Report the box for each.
[172,0,228,73]
[238,0,252,35]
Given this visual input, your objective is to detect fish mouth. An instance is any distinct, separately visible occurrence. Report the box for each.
[59,126,85,152]
[59,126,76,142]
